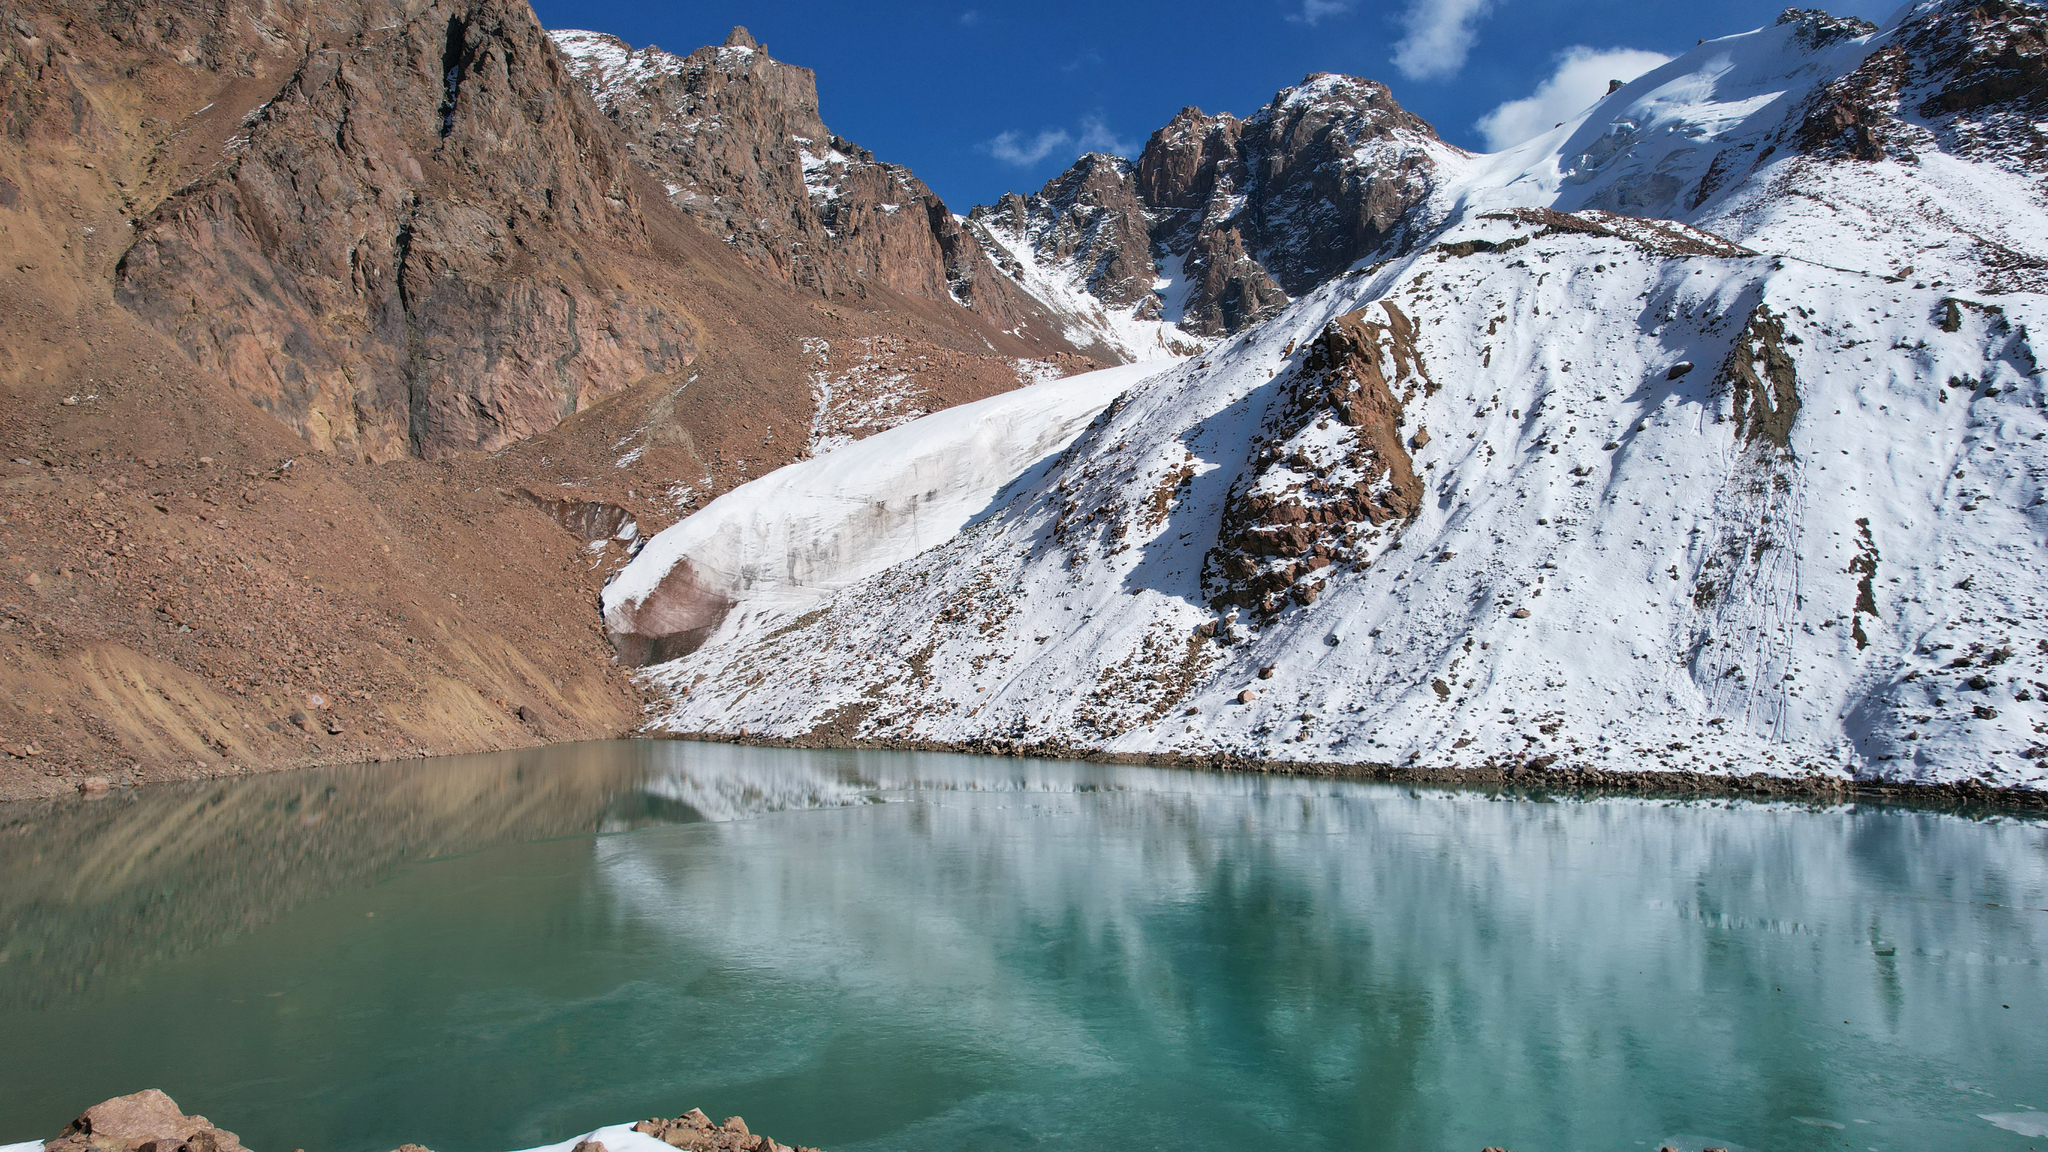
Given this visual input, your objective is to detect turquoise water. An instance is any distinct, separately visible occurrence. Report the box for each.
[1,741,2045,1152]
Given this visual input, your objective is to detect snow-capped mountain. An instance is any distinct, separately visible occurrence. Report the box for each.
[967,72,1465,352]
[607,0,2048,792]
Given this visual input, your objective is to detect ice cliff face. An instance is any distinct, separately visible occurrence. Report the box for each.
[601,362,1162,665]
[611,0,2048,791]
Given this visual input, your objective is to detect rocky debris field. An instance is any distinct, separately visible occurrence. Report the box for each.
[0,268,646,800]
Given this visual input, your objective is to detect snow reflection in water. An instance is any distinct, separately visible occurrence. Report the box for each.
[0,741,2042,1152]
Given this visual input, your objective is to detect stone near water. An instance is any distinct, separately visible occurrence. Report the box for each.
[46,1089,248,1152]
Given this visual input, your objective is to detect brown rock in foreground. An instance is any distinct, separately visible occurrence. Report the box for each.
[44,1089,248,1152]
[634,1109,819,1152]
[45,1094,825,1152]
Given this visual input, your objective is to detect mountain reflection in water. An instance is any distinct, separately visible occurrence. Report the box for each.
[0,741,2044,1152]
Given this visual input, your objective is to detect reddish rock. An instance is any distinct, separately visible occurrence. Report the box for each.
[984,74,1450,336]
[46,1090,248,1152]
[1205,302,1424,614]
[628,1111,818,1152]
[550,28,1051,332]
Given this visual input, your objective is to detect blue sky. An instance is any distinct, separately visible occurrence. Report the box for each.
[529,0,1901,210]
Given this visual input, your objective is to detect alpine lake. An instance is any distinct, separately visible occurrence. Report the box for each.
[1,741,2044,1152]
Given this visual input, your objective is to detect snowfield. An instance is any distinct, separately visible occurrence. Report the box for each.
[601,362,1166,659]
[609,0,2048,792]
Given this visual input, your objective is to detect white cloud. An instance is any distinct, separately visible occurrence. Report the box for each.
[958,9,982,26]
[1288,0,1354,26]
[1075,115,1135,157]
[1391,0,1495,81]
[987,129,1068,166]
[985,115,1134,167]
[1473,46,1674,151]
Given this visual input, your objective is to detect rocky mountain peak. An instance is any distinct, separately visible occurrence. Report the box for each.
[549,27,1060,334]
[1775,7,1878,49]
[102,0,704,462]
[978,70,1458,340]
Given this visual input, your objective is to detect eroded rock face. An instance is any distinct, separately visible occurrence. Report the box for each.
[109,0,703,461]
[970,153,1161,314]
[976,73,1454,337]
[46,1089,249,1152]
[514,488,637,542]
[549,27,1045,328]
[1719,304,1802,449]
[1204,302,1425,614]
[1797,0,2048,173]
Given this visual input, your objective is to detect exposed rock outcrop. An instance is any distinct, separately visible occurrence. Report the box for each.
[45,1089,249,1152]
[974,73,1458,338]
[633,1108,819,1152]
[1204,303,1425,614]
[972,153,1160,315]
[99,0,705,461]
[548,28,1052,331]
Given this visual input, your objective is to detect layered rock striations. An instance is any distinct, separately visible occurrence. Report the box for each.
[100,0,707,461]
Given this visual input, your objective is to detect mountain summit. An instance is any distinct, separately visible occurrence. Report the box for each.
[969,74,1463,352]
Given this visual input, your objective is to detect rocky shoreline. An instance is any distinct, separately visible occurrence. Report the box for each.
[655,731,2048,812]
[29,1091,1581,1152]
[14,729,2045,816]
[23,1092,822,1152]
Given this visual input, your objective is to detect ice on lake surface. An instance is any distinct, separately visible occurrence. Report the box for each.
[0,739,2043,1152]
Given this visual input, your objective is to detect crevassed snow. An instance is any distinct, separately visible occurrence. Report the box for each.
[603,361,1167,646]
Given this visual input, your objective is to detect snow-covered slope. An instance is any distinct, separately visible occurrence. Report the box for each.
[610,0,2048,791]
[1465,3,2048,291]
[601,361,1165,664]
